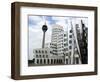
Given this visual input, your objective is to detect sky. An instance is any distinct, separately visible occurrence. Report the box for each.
[28,15,88,60]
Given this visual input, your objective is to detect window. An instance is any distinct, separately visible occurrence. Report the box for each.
[37,59,39,64]
[70,30,73,33]
[39,55,41,57]
[33,58,35,64]
[69,35,72,38]
[40,59,42,64]
[48,59,49,64]
[46,55,48,58]
[69,40,72,44]
[39,50,41,53]
[64,34,66,37]
[45,51,47,53]
[69,46,72,49]
[60,60,62,63]
[51,59,53,64]
[35,50,38,53]
[57,59,59,63]
[76,58,79,64]
[50,51,52,54]
[42,50,44,53]
[44,59,46,64]
[66,59,68,64]
[36,55,38,57]
[43,55,45,58]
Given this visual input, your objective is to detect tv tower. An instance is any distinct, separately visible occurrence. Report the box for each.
[42,18,48,48]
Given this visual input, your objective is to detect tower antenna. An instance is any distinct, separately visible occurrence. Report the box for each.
[42,16,48,48]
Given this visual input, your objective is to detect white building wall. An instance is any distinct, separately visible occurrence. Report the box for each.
[51,24,64,56]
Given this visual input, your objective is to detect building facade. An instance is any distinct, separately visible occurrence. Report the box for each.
[33,48,64,65]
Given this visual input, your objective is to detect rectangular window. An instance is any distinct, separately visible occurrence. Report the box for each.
[45,51,47,53]
[66,59,68,64]
[70,30,73,33]
[69,35,72,38]
[64,34,66,37]
[46,55,48,58]
[43,55,45,58]
[42,50,44,53]
[69,40,72,44]
[69,46,72,49]
[36,55,38,57]
[76,58,79,64]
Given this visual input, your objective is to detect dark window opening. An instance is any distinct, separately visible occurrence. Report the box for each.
[69,35,72,38]
[70,30,73,33]
[69,46,72,49]
[69,40,72,44]
[76,58,79,64]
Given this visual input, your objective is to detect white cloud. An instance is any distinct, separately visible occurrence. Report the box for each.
[29,15,42,23]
